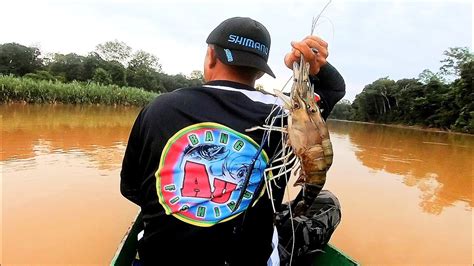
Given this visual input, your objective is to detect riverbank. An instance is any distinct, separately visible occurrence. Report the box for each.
[330,119,473,136]
[0,75,158,106]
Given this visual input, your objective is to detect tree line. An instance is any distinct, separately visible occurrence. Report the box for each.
[329,47,473,134]
[1,41,471,133]
[0,40,203,93]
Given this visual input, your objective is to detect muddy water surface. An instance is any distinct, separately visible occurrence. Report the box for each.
[322,120,473,265]
[1,104,140,264]
[1,105,472,265]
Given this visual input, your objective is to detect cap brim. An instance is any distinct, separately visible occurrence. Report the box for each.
[214,46,275,78]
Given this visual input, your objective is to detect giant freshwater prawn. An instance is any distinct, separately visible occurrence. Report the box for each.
[243,1,334,264]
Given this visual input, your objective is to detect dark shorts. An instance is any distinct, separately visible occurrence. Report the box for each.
[276,190,342,265]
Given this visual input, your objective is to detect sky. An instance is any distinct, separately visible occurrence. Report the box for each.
[1,0,472,101]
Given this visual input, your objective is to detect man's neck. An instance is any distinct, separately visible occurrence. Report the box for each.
[206,64,256,87]
[207,75,255,87]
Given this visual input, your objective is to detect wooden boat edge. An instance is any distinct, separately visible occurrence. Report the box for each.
[111,212,359,266]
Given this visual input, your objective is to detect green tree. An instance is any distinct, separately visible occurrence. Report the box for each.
[351,78,397,122]
[418,69,444,84]
[128,50,161,72]
[329,99,353,120]
[394,79,424,124]
[92,68,112,85]
[0,43,43,76]
[83,52,106,80]
[95,40,132,65]
[337,47,472,133]
[48,53,87,82]
[104,60,127,86]
[439,47,473,77]
[24,70,58,81]
[189,70,204,81]
[452,61,474,133]
[126,69,161,92]
[82,52,127,86]
[126,50,162,92]
[188,70,205,87]
[158,73,188,92]
[351,91,373,121]
[422,79,454,128]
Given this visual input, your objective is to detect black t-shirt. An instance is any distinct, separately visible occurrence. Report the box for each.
[121,64,345,266]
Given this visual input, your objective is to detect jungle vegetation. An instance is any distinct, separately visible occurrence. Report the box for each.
[0,75,157,106]
[0,40,203,105]
[1,41,471,132]
[329,47,473,133]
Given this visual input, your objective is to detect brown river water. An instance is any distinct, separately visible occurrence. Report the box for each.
[1,104,472,265]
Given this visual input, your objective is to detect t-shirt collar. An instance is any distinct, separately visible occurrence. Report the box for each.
[204,80,256,91]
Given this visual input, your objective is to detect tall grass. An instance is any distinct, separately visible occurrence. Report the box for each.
[0,75,158,106]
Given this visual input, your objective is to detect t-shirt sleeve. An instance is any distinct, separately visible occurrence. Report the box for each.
[120,108,145,206]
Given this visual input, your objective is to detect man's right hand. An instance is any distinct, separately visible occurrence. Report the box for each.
[284,36,329,76]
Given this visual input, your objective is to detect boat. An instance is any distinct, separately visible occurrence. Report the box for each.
[111,213,359,266]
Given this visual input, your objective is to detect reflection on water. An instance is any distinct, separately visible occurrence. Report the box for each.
[1,104,138,161]
[1,104,140,264]
[326,120,473,265]
[329,121,473,215]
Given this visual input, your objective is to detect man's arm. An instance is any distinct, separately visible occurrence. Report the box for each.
[311,62,346,119]
[120,109,144,206]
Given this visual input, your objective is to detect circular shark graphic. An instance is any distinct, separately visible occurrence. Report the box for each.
[155,122,269,227]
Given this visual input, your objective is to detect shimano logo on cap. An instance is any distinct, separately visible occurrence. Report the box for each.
[227,34,269,56]
[224,49,234,62]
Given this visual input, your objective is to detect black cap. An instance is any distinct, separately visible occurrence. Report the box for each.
[206,17,275,78]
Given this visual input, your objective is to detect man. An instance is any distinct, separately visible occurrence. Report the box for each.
[121,17,345,265]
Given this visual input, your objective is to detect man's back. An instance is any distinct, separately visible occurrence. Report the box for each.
[121,80,285,265]
[121,16,346,266]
